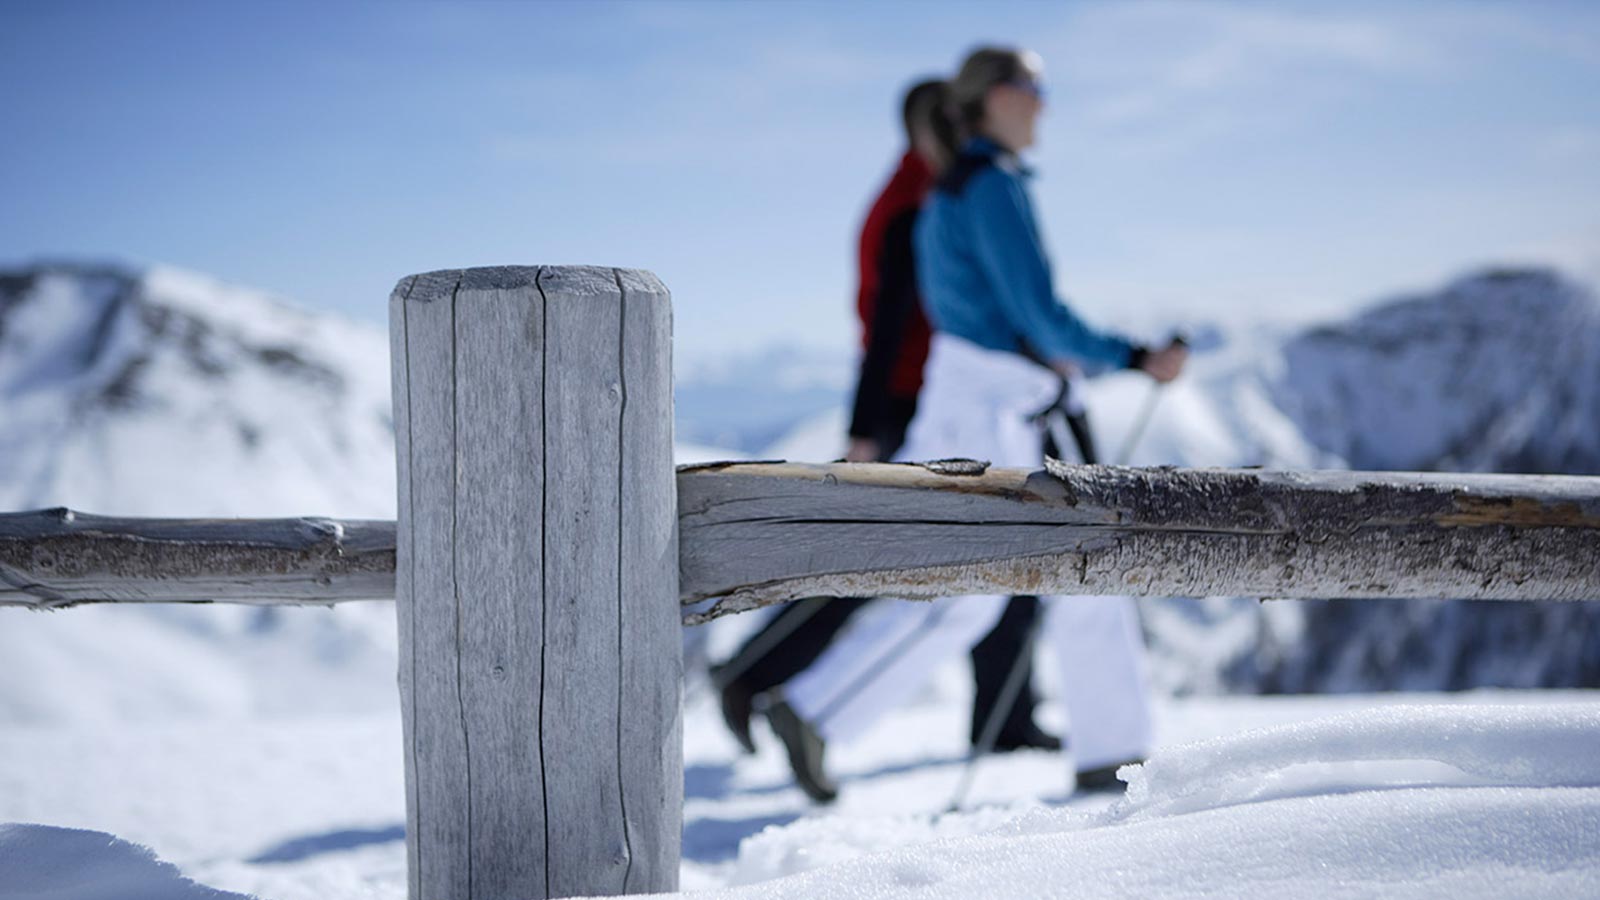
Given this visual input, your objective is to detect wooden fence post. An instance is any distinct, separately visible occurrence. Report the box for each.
[390,265,681,900]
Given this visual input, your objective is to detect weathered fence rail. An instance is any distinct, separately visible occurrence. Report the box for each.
[7,463,1599,615]
[678,459,1600,620]
[0,509,395,608]
[4,265,1598,900]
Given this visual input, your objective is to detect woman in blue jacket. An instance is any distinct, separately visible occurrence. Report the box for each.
[775,47,1186,798]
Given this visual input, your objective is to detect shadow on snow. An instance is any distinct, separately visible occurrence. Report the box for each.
[248,825,406,864]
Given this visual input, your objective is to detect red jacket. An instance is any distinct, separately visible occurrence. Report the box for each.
[849,152,934,439]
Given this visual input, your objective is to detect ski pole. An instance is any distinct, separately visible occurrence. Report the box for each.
[1114,384,1164,466]
[1114,335,1186,466]
[711,596,831,690]
[947,609,1045,813]
[947,382,1098,812]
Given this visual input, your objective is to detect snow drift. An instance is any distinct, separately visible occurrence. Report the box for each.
[683,703,1600,899]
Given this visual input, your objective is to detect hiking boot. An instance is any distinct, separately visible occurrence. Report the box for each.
[714,668,758,756]
[991,723,1063,753]
[766,700,838,803]
[1075,758,1144,793]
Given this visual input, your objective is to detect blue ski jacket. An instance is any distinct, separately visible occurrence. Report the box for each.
[913,136,1138,372]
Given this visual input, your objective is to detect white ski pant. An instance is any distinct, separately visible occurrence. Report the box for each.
[784,334,1153,771]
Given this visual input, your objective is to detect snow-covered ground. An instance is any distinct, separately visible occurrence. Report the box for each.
[3,683,1598,898]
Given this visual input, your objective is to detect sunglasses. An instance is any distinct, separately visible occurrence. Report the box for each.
[1004,78,1046,100]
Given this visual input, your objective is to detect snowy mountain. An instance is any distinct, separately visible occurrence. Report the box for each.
[1079,269,1600,694]
[1274,269,1600,474]
[675,343,853,454]
[1,261,1596,727]
[0,262,402,724]
[1243,269,1600,694]
[0,262,397,517]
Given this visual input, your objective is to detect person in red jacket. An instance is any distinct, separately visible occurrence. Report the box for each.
[841,86,945,464]
[713,81,1058,801]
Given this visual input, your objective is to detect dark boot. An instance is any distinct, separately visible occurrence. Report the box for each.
[766,700,838,803]
[970,595,1054,750]
[993,722,1063,753]
[714,666,758,756]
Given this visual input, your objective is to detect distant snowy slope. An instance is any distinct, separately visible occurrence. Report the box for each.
[0,263,406,724]
[0,264,398,517]
[1274,269,1600,474]
[0,261,765,516]
[675,344,852,454]
[1249,269,1600,693]
[1128,270,1600,693]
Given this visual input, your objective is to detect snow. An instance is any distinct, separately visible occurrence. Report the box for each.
[667,698,1600,899]
[1118,704,1600,817]
[4,693,1599,898]
[1276,270,1600,473]
[0,604,400,726]
[701,783,1600,900]
[0,265,397,519]
[676,442,752,466]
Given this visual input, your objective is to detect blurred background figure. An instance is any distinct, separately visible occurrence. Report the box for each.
[713,80,1060,800]
[771,45,1188,801]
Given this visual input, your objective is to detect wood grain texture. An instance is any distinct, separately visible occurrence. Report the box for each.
[389,274,420,900]
[615,268,681,894]
[677,461,1600,622]
[0,509,394,609]
[539,265,630,898]
[455,266,547,899]
[398,268,471,899]
[391,265,679,900]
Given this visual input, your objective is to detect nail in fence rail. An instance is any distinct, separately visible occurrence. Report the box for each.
[390,265,680,900]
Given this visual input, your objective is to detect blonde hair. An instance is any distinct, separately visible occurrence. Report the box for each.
[950,46,1043,132]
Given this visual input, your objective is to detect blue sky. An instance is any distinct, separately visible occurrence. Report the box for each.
[3,1,1598,358]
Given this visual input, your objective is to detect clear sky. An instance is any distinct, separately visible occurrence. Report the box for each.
[4,1,1598,358]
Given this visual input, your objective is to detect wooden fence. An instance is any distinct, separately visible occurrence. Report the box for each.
[2,265,1597,900]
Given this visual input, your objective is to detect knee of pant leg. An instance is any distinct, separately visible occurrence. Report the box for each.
[1046,595,1140,633]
